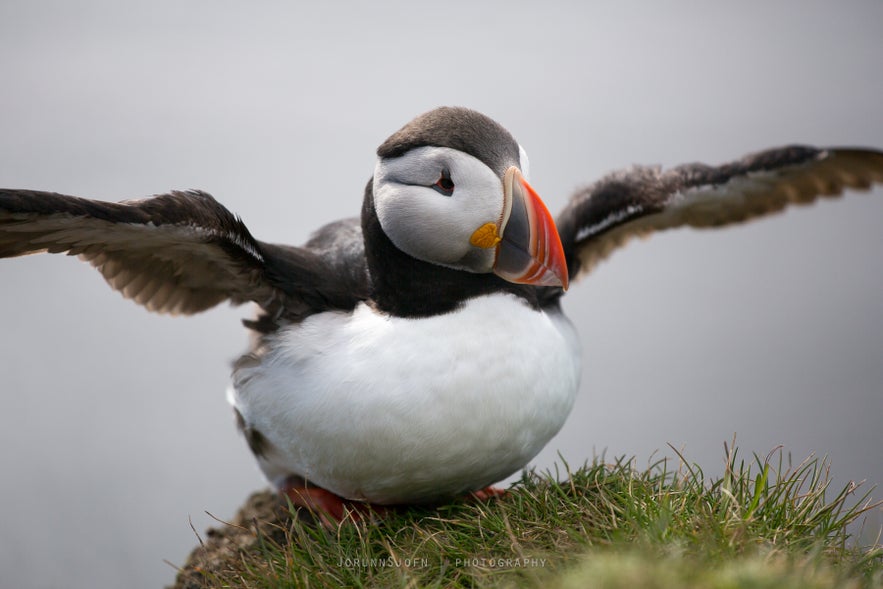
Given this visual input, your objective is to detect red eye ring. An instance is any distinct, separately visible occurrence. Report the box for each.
[431,170,455,196]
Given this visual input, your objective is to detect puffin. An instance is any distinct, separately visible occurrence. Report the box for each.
[1,107,882,520]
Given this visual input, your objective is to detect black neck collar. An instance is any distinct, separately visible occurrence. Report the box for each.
[361,181,540,318]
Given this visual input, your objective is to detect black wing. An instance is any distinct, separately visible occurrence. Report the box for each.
[0,189,368,323]
[556,146,883,281]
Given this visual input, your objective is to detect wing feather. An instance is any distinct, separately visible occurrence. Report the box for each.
[557,147,883,280]
[1,189,293,317]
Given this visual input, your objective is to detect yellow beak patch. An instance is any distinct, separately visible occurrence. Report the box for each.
[469,222,502,249]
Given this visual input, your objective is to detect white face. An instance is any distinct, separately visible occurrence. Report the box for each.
[373,146,508,273]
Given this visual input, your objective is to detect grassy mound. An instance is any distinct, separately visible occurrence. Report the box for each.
[170,445,881,588]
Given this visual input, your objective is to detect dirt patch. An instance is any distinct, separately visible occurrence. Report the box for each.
[168,489,293,588]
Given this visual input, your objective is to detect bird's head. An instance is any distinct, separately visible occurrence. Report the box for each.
[370,107,568,290]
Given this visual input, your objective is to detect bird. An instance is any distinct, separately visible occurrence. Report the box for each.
[2,106,882,521]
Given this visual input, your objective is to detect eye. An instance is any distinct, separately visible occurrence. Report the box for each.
[430,169,455,196]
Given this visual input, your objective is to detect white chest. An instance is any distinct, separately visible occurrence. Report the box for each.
[230,293,581,504]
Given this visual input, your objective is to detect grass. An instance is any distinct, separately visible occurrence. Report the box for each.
[177,443,882,588]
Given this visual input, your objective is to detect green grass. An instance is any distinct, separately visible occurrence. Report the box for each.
[185,444,882,588]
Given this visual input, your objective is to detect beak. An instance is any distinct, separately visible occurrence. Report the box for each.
[492,167,569,290]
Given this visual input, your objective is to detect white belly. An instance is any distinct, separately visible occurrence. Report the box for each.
[229,293,581,504]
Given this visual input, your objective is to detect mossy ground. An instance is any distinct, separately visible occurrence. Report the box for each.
[170,445,881,588]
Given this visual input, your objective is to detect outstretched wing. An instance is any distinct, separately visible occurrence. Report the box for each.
[556,147,883,281]
[0,189,368,321]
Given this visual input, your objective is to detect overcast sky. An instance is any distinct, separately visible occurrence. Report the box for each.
[1,2,881,587]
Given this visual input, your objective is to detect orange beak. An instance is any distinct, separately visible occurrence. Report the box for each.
[493,167,569,290]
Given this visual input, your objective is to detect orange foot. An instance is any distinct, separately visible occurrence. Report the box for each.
[279,476,388,525]
[469,486,508,502]
[279,478,508,525]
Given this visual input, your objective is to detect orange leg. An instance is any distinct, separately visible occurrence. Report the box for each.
[279,478,508,525]
[279,476,387,525]
[469,486,509,502]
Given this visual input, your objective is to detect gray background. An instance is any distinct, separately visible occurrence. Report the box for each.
[1,2,881,587]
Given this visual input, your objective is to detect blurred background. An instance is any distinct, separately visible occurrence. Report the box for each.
[1,1,881,587]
